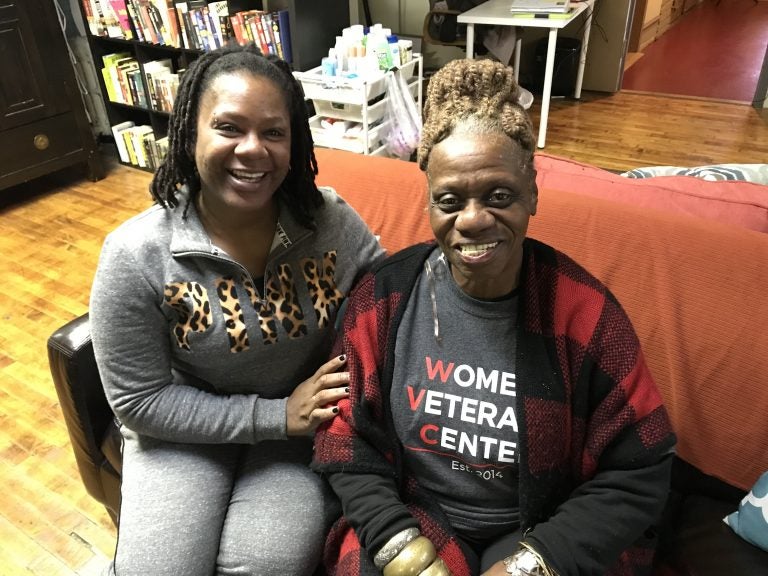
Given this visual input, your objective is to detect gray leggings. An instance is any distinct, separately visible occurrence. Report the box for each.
[110,426,337,576]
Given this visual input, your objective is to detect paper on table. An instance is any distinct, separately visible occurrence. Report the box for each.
[509,0,570,12]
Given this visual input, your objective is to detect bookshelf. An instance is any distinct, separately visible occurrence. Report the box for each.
[76,0,350,171]
[263,0,350,74]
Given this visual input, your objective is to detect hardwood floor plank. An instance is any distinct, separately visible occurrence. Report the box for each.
[1,456,114,572]
[0,515,71,576]
[533,91,768,170]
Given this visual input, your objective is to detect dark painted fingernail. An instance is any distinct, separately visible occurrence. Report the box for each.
[338,354,346,362]
[332,407,339,413]
[345,387,350,393]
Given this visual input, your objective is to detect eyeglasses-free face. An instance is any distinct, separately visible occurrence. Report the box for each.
[194,72,292,220]
[426,132,538,300]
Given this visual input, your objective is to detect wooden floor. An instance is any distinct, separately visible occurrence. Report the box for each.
[1,89,767,575]
[622,0,768,102]
[532,90,768,170]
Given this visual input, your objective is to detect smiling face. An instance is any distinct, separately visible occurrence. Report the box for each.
[194,71,291,218]
[427,131,538,300]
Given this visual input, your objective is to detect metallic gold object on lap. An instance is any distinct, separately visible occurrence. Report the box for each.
[374,528,422,568]
[383,536,437,576]
[419,556,450,576]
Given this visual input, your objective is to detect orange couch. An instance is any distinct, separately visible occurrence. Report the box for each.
[314,147,768,575]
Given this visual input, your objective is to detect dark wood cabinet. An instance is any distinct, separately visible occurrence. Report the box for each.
[0,0,103,191]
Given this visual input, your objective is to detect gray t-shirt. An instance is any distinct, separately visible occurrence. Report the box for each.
[391,248,520,541]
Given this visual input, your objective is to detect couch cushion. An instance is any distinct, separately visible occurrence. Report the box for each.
[534,153,768,233]
[314,148,432,255]
[527,187,768,492]
[663,494,768,575]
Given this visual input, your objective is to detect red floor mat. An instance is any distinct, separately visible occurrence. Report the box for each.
[622,0,768,102]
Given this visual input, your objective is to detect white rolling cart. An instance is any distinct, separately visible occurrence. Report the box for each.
[294,55,423,156]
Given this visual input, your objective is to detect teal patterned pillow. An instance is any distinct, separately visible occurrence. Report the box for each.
[724,471,768,551]
[622,164,768,185]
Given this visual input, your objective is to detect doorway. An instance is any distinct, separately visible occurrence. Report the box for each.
[621,0,768,103]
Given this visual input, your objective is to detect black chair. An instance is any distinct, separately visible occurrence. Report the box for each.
[48,313,121,524]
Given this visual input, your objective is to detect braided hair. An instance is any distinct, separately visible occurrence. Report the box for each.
[150,43,322,228]
[417,58,535,173]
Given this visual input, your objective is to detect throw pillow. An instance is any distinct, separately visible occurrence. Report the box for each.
[724,471,768,552]
[622,164,768,185]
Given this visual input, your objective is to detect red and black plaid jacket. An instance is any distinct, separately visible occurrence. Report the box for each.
[313,240,676,576]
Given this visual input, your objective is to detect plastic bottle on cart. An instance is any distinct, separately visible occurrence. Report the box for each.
[321,48,337,77]
[334,37,347,74]
[361,51,379,79]
[387,35,401,68]
[370,31,391,70]
[398,39,413,64]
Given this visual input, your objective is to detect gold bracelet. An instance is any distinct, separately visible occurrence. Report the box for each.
[419,557,450,576]
[374,528,421,569]
[382,536,437,576]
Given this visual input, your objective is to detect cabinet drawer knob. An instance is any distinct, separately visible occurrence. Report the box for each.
[34,134,50,150]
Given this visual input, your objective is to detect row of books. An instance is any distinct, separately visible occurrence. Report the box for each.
[111,121,169,170]
[102,52,182,112]
[230,9,291,62]
[83,0,292,62]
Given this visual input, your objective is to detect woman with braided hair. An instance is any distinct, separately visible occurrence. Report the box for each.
[312,58,675,576]
[90,43,384,575]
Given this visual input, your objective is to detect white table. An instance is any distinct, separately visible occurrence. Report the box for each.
[458,0,595,148]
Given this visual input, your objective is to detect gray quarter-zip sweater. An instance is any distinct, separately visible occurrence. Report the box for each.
[90,187,384,444]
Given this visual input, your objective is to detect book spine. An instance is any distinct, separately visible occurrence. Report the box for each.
[111,122,134,163]
[174,2,191,48]
[277,10,293,63]
[131,130,147,167]
[174,5,187,48]
[209,1,231,45]
[81,0,97,35]
[219,14,234,45]
[270,11,283,60]
[144,71,158,109]
[276,9,291,63]
[125,0,145,42]
[111,69,125,103]
[101,66,118,101]
[261,12,275,55]
[126,68,139,105]
[109,0,134,39]
[253,11,269,55]
[138,3,158,44]
[90,0,106,35]
[181,6,199,49]
[242,12,256,44]
[143,132,158,170]
[204,6,222,48]
[108,65,125,103]
[151,0,173,46]
[197,8,213,51]
[146,2,165,44]
[229,11,245,46]
[165,0,181,47]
